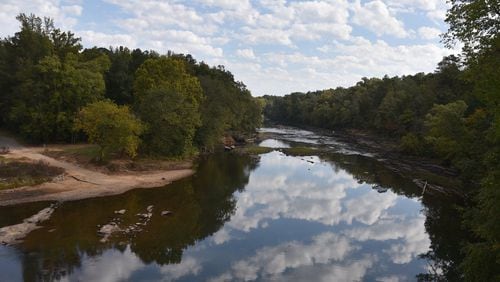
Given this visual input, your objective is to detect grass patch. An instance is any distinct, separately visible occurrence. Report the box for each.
[59,145,101,160]
[107,158,193,172]
[43,144,193,173]
[43,144,101,164]
[280,146,319,156]
[0,158,64,190]
[235,146,275,155]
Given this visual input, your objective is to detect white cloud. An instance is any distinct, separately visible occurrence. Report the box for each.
[61,5,82,16]
[68,247,201,282]
[344,215,431,264]
[78,31,137,48]
[0,0,82,38]
[236,48,257,59]
[352,0,408,38]
[159,257,202,281]
[418,26,442,40]
[209,232,363,281]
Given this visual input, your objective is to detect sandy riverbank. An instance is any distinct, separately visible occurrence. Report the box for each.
[0,135,194,206]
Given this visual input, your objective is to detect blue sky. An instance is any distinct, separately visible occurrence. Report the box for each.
[0,0,458,96]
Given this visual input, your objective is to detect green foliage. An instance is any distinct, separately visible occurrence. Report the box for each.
[134,57,203,157]
[74,100,144,160]
[0,14,109,142]
[424,101,468,160]
[236,146,274,155]
[400,133,424,155]
[1,14,262,156]
[462,170,500,281]
[104,47,158,105]
[444,0,500,56]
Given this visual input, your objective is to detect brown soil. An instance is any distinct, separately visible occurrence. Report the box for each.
[0,136,194,206]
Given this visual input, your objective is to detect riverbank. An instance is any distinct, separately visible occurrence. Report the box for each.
[0,135,194,206]
[258,125,466,197]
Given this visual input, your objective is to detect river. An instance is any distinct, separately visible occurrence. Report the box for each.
[0,127,465,281]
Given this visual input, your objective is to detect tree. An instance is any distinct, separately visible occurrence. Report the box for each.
[74,100,144,160]
[134,57,203,157]
[7,52,110,142]
[444,0,500,56]
[444,1,500,280]
[424,100,468,161]
[0,14,109,142]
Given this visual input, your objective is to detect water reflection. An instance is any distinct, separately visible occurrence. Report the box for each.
[0,129,465,281]
[0,154,257,281]
[258,139,290,148]
[202,151,430,281]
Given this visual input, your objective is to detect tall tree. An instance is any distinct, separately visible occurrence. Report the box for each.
[134,57,203,157]
[444,0,500,56]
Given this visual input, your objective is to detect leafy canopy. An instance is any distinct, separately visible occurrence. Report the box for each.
[74,100,144,160]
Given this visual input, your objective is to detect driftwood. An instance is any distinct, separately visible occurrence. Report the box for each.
[413,179,452,196]
[70,175,100,185]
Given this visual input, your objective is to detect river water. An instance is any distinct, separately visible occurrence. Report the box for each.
[0,127,464,281]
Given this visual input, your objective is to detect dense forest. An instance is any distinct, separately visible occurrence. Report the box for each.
[264,1,499,281]
[0,14,262,159]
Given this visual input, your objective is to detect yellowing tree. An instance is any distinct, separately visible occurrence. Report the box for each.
[75,100,144,160]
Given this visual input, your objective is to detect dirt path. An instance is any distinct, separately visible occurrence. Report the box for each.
[0,136,194,206]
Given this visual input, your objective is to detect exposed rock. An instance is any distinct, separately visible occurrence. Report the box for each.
[114,209,126,215]
[0,205,56,245]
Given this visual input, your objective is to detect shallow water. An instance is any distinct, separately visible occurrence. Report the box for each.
[0,128,464,281]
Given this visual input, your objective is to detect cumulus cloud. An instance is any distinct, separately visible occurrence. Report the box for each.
[344,215,431,264]
[418,26,442,40]
[213,151,405,238]
[209,232,364,281]
[68,247,201,282]
[352,0,408,38]
[0,0,81,38]
[236,48,257,60]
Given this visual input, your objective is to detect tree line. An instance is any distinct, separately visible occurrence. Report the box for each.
[264,1,499,280]
[0,14,262,159]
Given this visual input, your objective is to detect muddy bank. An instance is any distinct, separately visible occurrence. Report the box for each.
[0,169,194,206]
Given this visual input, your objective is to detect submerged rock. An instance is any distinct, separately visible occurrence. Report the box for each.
[161,211,173,216]
[98,222,121,243]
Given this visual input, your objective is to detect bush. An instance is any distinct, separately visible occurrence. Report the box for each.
[400,133,424,155]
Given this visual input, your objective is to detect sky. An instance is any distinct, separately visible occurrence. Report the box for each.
[0,0,459,96]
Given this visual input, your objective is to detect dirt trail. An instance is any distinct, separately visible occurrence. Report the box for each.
[0,136,194,206]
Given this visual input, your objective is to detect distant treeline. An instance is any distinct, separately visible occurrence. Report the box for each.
[264,56,482,180]
[264,1,499,280]
[0,14,262,159]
